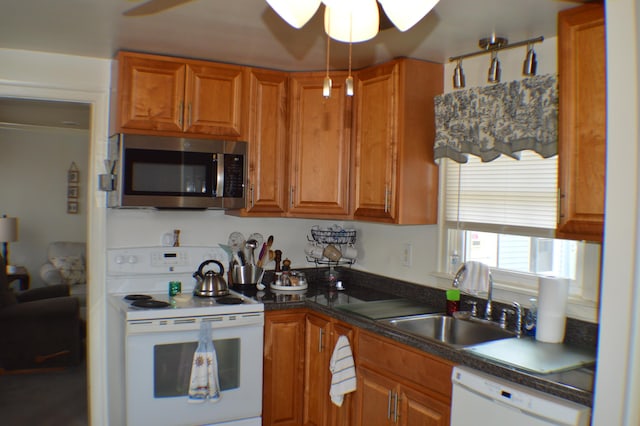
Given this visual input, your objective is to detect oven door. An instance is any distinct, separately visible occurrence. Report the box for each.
[125,314,263,426]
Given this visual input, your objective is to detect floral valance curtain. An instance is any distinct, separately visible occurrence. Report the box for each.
[434,74,558,163]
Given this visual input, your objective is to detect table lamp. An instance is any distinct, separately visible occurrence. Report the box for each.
[0,215,18,272]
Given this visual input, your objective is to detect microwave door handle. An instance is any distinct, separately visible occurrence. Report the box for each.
[214,153,224,198]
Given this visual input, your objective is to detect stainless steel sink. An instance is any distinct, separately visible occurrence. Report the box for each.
[380,314,515,348]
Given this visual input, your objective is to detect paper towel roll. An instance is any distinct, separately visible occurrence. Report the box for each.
[536,277,569,343]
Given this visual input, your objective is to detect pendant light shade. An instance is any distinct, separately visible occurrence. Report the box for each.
[453,60,465,89]
[266,0,321,29]
[523,45,538,76]
[324,0,379,43]
[378,0,440,32]
[488,51,501,83]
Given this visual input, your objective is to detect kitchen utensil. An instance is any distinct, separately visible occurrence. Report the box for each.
[248,233,264,249]
[228,231,245,253]
[257,235,274,267]
[245,239,258,265]
[236,250,246,266]
[193,259,229,297]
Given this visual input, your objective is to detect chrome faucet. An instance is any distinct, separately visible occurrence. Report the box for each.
[453,264,494,321]
[483,272,494,321]
[452,264,466,288]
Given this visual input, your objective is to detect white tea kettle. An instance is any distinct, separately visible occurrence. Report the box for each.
[193,259,229,297]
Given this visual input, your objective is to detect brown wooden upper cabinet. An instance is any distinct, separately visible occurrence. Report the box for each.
[557,3,606,242]
[353,59,442,224]
[287,72,353,218]
[116,51,248,139]
[243,68,289,215]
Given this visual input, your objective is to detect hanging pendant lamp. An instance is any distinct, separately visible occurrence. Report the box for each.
[266,0,321,29]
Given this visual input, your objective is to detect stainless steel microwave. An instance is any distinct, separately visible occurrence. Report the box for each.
[106,134,246,209]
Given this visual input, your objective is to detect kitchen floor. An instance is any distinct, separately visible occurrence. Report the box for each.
[0,359,88,426]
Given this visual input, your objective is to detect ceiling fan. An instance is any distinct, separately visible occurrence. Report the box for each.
[123,0,196,17]
[123,0,395,30]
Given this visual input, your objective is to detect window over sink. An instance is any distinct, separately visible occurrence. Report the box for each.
[439,152,600,315]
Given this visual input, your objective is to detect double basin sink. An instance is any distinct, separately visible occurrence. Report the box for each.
[335,298,596,375]
[335,298,515,349]
[379,313,515,348]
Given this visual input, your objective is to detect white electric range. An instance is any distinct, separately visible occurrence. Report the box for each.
[106,246,264,426]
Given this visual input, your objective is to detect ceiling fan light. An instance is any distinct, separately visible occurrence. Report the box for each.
[324,0,379,43]
[266,0,321,29]
[378,0,440,32]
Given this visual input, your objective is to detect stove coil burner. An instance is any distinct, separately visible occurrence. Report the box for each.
[124,294,153,301]
[216,296,244,305]
[131,299,171,309]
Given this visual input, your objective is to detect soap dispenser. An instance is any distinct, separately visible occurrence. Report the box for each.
[524,297,537,337]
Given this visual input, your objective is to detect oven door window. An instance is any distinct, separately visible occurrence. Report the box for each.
[124,148,215,197]
[153,338,239,398]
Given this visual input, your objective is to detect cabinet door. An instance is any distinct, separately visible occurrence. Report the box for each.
[118,53,185,132]
[353,62,398,222]
[329,322,356,426]
[263,311,306,426]
[244,69,288,214]
[288,72,352,217]
[303,314,332,426]
[557,3,606,242]
[354,367,396,426]
[184,63,246,137]
[400,385,450,426]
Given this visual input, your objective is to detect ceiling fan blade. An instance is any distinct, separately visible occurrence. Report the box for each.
[123,0,196,17]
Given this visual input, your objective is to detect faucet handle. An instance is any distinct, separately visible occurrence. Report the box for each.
[511,301,523,337]
[499,308,515,329]
[467,300,478,317]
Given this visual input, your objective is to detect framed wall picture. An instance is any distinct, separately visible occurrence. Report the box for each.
[67,201,79,214]
[67,186,79,199]
[67,162,80,214]
[68,162,79,184]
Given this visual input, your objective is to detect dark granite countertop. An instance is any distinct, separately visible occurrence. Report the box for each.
[235,267,596,407]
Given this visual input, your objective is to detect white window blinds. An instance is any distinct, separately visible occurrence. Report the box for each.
[444,151,558,237]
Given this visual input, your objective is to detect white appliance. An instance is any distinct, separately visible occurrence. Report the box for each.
[106,246,264,426]
[450,366,591,426]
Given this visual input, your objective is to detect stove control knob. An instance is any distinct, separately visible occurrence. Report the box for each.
[115,255,124,264]
[127,255,137,264]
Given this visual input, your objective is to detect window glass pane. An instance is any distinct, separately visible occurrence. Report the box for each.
[459,229,577,280]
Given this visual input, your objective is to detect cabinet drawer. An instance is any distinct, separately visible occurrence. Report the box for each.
[358,331,453,398]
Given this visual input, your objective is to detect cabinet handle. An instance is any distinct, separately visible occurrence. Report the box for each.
[384,186,389,213]
[318,329,323,352]
[250,184,254,208]
[393,392,400,423]
[387,390,393,420]
[178,101,184,128]
[557,188,565,222]
[187,103,192,128]
[290,186,294,208]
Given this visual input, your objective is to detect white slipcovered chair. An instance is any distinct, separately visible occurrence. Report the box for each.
[40,241,87,319]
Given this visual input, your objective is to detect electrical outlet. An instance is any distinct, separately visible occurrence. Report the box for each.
[402,243,413,267]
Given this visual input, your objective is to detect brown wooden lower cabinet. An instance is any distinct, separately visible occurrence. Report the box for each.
[263,311,452,426]
[263,310,306,426]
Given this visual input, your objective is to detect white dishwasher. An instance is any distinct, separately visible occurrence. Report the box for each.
[450,366,591,426]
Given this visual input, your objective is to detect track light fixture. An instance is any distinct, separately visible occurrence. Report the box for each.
[487,51,501,83]
[522,43,538,76]
[453,59,465,89]
[449,35,543,89]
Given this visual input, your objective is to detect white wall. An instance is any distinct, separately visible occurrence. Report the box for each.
[593,1,640,424]
[0,48,111,426]
[0,127,89,287]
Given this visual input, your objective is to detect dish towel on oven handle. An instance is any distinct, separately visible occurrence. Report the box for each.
[329,335,356,407]
[188,320,221,403]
